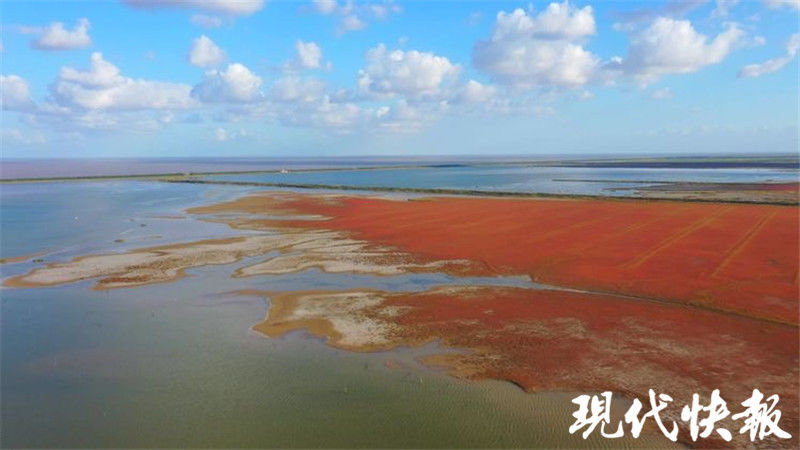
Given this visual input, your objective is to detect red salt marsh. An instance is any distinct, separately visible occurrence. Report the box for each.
[261,195,800,325]
[215,192,798,448]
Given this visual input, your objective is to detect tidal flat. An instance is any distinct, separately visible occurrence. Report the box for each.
[2,181,798,448]
[1,181,681,448]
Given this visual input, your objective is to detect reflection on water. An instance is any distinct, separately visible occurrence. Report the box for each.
[204,165,799,196]
[1,181,679,448]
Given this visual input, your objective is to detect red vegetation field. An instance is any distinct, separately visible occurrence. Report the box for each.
[276,195,799,325]
[206,192,800,447]
[387,286,798,447]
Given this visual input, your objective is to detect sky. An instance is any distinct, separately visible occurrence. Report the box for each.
[0,0,798,158]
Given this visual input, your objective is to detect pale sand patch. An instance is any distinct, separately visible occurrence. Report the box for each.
[4,215,476,289]
[236,247,476,278]
[247,289,412,351]
[4,191,479,290]
[0,251,48,265]
[4,232,333,289]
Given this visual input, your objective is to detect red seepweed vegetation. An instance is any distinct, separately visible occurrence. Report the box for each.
[275,195,799,325]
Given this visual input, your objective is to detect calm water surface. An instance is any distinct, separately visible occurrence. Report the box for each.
[205,165,799,196]
[1,181,677,448]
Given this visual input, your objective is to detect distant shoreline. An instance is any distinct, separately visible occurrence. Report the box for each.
[1,156,798,183]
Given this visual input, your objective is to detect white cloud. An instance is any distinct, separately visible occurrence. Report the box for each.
[189,35,227,67]
[340,14,366,32]
[763,0,800,10]
[281,96,370,130]
[269,77,326,102]
[474,40,598,89]
[458,80,497,103]
[651,87,673,99]
[358,44,460,99]
[214,127,249,142]
[473,2,600,89]
[610,17,744,85]
[294,41,323,69]
[711,0,739,18]
[374,100,433,133]
[309,0,401,34]
[192,63,263,102]
[31,18,91,51]
[1,75,36,111]
[124,0,265,15]
[738,32,800,78]
[214,127,229,141]
[51,52,197,110]
[312,0,338,15]
[492,2,595,41]
[191,14,224,28]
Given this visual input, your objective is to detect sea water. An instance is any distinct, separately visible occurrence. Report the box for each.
[204,165,800,196]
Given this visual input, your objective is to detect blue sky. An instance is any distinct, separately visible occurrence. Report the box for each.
[1,0,798,157]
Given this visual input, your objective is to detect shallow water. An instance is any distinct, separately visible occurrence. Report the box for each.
[1,181,678,448]
[204,165,800,196]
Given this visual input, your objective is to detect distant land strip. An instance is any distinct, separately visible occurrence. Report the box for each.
[553,178,799,185]
[160,179,800,206]
[2,155,797,183]
[0,164,441,183]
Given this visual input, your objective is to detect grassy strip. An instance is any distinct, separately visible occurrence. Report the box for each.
[161,178,799,206]
[0,164,451,184]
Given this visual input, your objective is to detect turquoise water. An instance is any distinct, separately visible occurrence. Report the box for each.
[0,181,677,448]
[203,165,800,196]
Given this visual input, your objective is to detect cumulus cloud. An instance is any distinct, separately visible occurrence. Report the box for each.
[124,0,265,15]
[282,40,331,72]
[738,32,800,78]
[189,35,227,67]
[309,0,401,34]
[458,80,497,103]
[358,44,460,99]
[51,52,197,110]
[30,18,91,51]
[192,63,263,102]
[1,75,36,111]
[491,2,595,41]
[609,17,744,85]
[295,41,323,69]
[473,2,600,89]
